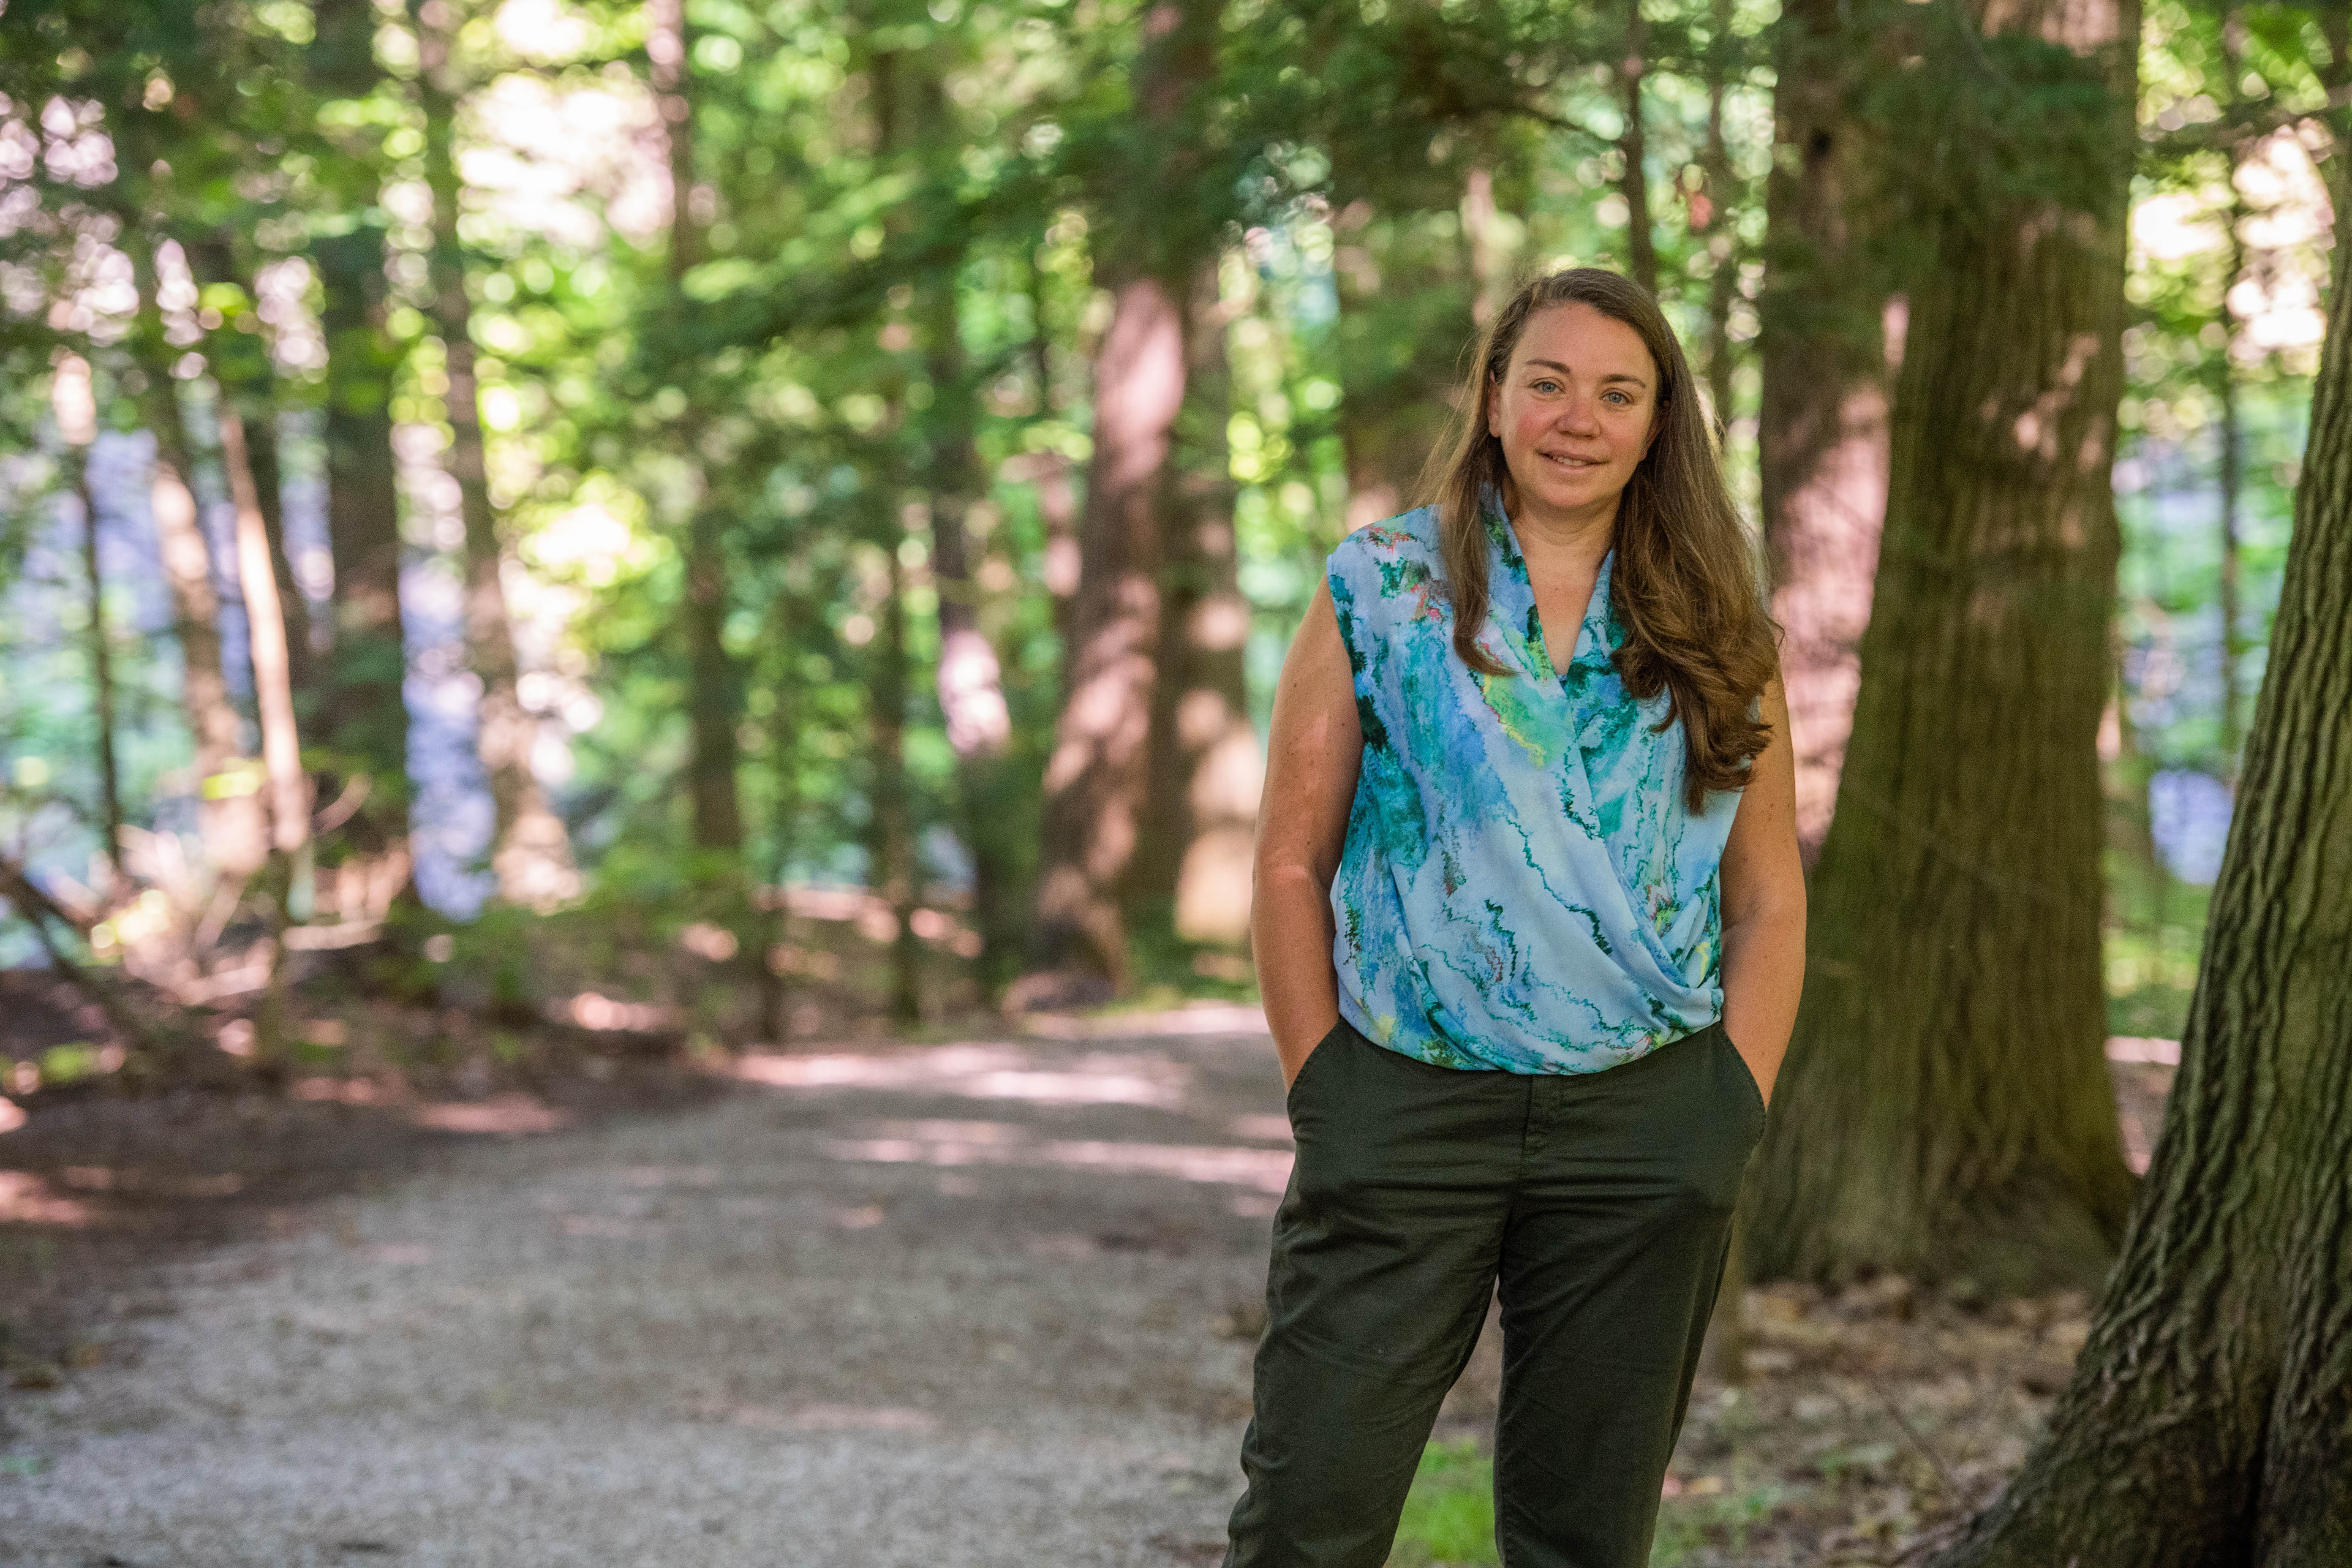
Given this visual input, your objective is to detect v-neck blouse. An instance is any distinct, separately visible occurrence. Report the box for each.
[1325,504,1740,1073]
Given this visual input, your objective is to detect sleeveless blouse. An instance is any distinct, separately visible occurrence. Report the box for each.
[1326,504,1741,1074]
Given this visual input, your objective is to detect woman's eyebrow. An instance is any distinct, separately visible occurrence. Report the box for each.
[1521,357,1650,388]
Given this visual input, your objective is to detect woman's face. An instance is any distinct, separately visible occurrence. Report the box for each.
[1486,302,1661,530]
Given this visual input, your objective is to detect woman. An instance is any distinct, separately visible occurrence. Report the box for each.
[1224,267,1806,1568]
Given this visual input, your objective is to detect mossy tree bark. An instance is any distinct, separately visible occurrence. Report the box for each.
[1927,167,2352,1568]
[1745,0,2141,1294]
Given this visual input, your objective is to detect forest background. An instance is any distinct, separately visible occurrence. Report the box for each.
[3,0,2352,1562]
[0,0,2338,1061]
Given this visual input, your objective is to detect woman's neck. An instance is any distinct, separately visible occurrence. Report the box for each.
[1502,481,1618,581]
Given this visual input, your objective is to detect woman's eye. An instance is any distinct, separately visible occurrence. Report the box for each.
[1533,379,1562,394]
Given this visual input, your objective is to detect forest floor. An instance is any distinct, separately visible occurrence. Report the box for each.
[0,998,2175,1568]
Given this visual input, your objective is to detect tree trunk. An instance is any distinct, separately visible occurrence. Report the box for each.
[650,0,744,864]
[412,0,575,909]
[310,0,415,881]
[1019,0,1220,998]
[1927,147,2352,1568]
[917,223,1021,988]
[1755,0,1894,866]
[219,404,310,1053]
[54,356,127,884]
[759,584,800,1044]
[2216,8,2251,782]
[870,544,921,1025]
[218,407,310,860]
[131,248,269,880]
[185,237,318,710]
[1136,257,1261,949]
[1744,0,2141,1294]
[1698,0,1739,437]
[1614,0,1658,297]
[313,221,414,866]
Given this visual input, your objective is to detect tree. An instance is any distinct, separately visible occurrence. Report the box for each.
[1135,255,1260,950]
[1755,0,1895,864]
[310,0,415,887]
[1745,0,2142,1293]
[648,0,746,869]
[1019,0,1225,998]
[1928,135,2352,1568]
[409,0,576,909]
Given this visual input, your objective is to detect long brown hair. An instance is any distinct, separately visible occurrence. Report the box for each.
[1420,267,1777,808]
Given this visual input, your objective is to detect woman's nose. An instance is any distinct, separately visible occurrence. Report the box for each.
[1553,396,1601,435]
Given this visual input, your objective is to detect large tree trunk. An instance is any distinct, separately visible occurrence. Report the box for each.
[1019,0,1220,998]
[412,0,575,908]
[1744,0,2141,1294]
[1754,0,1894,865]
[310,0,414,881]
[131,248,269,880]
[1135,257,1260,949]
[1927,152,2352,1568]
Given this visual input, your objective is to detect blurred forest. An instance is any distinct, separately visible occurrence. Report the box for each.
[4,1,2352,1563]
[0,1,2339,1114]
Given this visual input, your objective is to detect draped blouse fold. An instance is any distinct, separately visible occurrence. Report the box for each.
[1326,504,1740,1074]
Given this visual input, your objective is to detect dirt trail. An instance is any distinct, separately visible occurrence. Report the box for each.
[0,1010,1315,1568]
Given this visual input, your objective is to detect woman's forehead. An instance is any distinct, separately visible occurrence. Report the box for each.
[1508,302,1656,384]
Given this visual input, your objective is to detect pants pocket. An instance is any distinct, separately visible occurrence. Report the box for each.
[1713,1025,1767,1135]
[1284,1020,1345,1117]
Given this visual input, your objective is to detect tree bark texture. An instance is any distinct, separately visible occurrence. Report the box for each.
[1021,0,1221,994]
[310,0,414,872]
[1928,160,2352,1568]
[1755,0,1893,865]
[1745,0,2141,1294]
[413,0,576,908]
[1135,258,1261,947]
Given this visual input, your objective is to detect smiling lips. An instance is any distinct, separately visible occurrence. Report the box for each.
[1541,452,1605,469]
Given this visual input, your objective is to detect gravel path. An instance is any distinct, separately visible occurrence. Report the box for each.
[0,1011,1336,1568]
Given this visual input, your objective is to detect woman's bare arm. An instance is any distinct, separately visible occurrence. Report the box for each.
[1717,677,1807,1105]
[1252,578,1364,1087]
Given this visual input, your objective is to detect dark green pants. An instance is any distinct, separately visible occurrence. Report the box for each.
[1223,1017,1766,1568]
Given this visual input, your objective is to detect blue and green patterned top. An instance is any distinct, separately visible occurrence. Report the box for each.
[1327,504,1740,1074]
